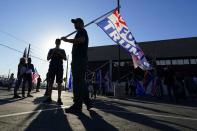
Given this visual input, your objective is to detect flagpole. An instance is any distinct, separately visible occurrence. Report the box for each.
[65,55,69,90]
[63,7,120,38]
[27,44,31,58]
[117,0,121,83]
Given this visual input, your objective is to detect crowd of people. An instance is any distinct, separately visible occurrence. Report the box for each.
[5,17,93,114]
[84,63,197,104]
[122,66,197,103]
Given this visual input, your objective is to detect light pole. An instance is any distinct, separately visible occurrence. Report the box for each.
[65,55,69,90]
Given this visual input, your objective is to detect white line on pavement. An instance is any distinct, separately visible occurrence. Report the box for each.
[0,106,69,118]
[0,106,197,121]
[96,109,197,121]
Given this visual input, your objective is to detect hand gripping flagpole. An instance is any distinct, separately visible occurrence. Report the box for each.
[63,7,120,38]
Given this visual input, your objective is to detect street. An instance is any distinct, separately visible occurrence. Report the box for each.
[0,87,197,131]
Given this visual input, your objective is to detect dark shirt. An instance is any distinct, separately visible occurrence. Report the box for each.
[164,68,175,85]
[17,64,21,78]
[48,48,66,66]
[37,78,41,84]
[25,63,35,78]
[17,63,26,78]
[72,28,89,61]
[27,63,35,73]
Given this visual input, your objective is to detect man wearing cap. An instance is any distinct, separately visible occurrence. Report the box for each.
[61,18,92,113]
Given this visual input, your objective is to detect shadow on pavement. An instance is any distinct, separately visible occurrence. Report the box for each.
[13,96,72,131]
[24,109,72,131]
[94,99,190,131]
[77,110,119,131]
[107,96,197,108]
[22,96,119,131]
[0,97,26,105]
[156,119,197,131]
[101,99,191,118]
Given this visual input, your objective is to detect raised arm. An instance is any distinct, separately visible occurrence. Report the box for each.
[61,37,85,44]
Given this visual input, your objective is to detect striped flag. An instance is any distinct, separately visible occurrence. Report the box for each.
[68,69,72,92]
[32,68,39,83]
[97,9,151,70]
[135,79,145,96]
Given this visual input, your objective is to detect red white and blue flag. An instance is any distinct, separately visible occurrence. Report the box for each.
[32,68,39,83]
[97,9,151,70]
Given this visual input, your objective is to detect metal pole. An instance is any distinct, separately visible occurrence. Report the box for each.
[27,44,31,58]
[64,7,120,38]
[8,69,10,78]
[65,55,69,90]
[117,0,121,83]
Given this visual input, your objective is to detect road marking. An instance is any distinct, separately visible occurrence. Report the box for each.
[0,106,197,121]
[96,109,197,121]
[0,106,69,118]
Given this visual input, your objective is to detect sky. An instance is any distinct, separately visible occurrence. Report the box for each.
[0,0,197,78]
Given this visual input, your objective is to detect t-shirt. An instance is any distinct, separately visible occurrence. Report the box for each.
[72,28,89,61]
[26,63,35,74]
[37,78,41,83]
[19,65,27,77]
[48,48,66,66]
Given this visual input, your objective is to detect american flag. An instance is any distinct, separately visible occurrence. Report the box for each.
[32,68,39,83]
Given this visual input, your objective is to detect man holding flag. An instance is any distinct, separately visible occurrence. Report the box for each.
[61,18,93,113]
[59,6,150,112]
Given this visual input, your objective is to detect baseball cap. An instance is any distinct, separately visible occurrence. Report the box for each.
[71,18,84,24]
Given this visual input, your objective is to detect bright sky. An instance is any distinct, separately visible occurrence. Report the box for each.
[0,0,197,78]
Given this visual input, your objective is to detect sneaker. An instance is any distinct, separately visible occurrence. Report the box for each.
[43,97,52,103]
[27,94,33,97]
[44,92,48,96]
[65,104,82,113]
[57,99,63,105]
[13,95,21,98]
[86,102,93,110]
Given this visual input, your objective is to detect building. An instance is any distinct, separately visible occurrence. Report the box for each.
[87,37,197,81]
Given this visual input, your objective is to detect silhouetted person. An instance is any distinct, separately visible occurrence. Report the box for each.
[44,72,49,96]
[23,58,35,97]
[8,73,14,90]
[164,66,175,101]
[174,72,186,102]
[91,72,97,99]
[44,39,67,105]
[125,78,129,96]
[129,76,136,97]
[13,57,27,98]
[156,67,164,98]
[61,18,92,113]
[36,75,42,92]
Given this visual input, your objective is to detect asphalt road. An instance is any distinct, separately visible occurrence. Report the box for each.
[0,87,197,131]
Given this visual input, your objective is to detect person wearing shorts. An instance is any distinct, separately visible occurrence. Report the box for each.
[44,39,67,105]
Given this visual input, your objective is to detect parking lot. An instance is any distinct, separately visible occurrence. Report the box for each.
[0,87,197,131]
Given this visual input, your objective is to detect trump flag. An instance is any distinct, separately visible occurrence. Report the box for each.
[97,9,151,70]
